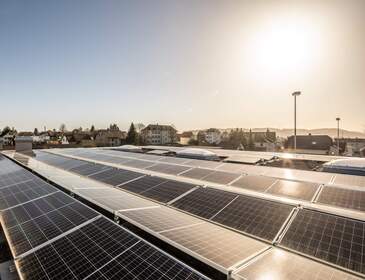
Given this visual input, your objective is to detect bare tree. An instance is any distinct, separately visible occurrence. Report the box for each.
[59,123,67,133]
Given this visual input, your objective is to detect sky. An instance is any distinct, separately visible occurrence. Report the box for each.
[1,0,364,132]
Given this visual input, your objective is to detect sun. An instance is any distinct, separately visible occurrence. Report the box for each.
[244,17,321,79]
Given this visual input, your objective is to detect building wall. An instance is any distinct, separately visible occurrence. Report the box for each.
[142,126,177,145]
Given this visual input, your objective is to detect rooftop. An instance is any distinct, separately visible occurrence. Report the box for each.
[0,147,364,279]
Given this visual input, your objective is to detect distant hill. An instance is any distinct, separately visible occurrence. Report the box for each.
[204,128,365,139]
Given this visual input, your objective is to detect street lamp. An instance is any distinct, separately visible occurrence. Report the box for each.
[336,117,341,155]
[292,91,301,152]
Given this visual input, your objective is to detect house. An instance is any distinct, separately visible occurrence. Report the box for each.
[285,134,333,154]
[95,129,127,147]
[3,132,16,146]
[33,132,51,144]
[204,128,222,145]
[179,131,194,145]
[337,138,365,156]
[141,124,177,145]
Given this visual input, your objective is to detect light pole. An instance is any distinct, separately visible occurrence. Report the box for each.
[292,91,301,152]
[336,117,341,155]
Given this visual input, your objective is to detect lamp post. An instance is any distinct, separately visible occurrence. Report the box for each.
[292,91,301,152]
[336,117,341,155]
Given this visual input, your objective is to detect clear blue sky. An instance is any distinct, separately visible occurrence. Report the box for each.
[1,0,364,132]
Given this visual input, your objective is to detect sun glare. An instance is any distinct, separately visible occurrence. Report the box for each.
[245,17,321,79]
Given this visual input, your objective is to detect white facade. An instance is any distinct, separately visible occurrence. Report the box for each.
[142,125,177,145]
[204,129,221,144]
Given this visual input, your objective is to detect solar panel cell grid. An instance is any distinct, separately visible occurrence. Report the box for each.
[201,171,240,185]
[122,159,156,169]
[90,168,144,186]
[140,180,197,203]
[70,163,110,176]
[171,188,238,219]
[317,186,365,212]
[119,176,168,194]
[160,222,268,270]
[77,188,159,211]
[91,241,208,280]
[280,209,365,274]
[146,163,191,175]
[234,248,363,280]
[212,195,294,241]
[118,206,203,233]
[180,168,214,180]
[6,201,98,256]
[230,175,277,192]
[266,180,320,201]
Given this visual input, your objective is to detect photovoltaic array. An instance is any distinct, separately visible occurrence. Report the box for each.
[0,156,209,280]
[4,149,364,279]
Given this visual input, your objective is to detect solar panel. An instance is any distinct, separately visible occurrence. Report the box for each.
[160,222,268,271]
[180,168,214,180]
[280,209,365,274]
[90,240,208,280]
[230,175,277,192]
[140,180,197,203]
[1,192,75,228]
[332,174,365,188]
[0,179,57,210]
[216,163,250,173]
[263,168,333,185]
[201,171,240,185]
[266,179,320,201]
[171,188,238,219]
[183,159,223,169]
[57,159,88,170]
[119,175,168,193]
[159,157,190,164]
[16,217,208,280]
[75,188,159,212]
[69,163,111,176]
[117,206,203,233]
[122,159,156,169]
[212,195,294,241]
[233,248,362,280]
[89,168,144,186]
[0,170,34,188]
[317,186,365,212]
[5,201,99,256]
[146,163,191,175]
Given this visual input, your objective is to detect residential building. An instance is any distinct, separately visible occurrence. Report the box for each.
[95,129,126,147]
[285,134,333,154]
[3,132,16,146]
[141,124,177,145]
[204,128,222,145]
[337,138,365,156]
[179,131,194,145]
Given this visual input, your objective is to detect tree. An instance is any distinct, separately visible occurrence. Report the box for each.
[0,126,11,137]
[34,128,39,136]
[59,123,67,133]
[126,123,138,144]
[109,124,119,131]
[248,129,254,150]
[90,125,95,132]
